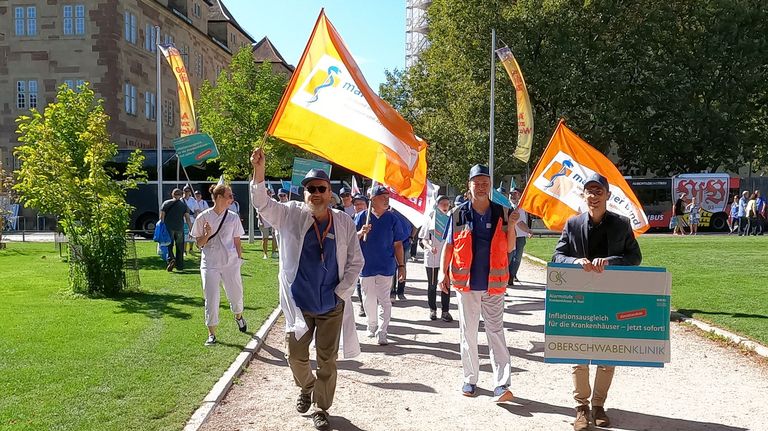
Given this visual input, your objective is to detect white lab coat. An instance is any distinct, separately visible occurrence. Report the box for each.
[251,181,364,358]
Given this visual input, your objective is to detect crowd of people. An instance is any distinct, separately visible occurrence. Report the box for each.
[672,189,766,236]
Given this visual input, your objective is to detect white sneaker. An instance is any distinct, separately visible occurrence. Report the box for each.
[366,327,377,338]
[377,332,388,346]
[262,254,268,260]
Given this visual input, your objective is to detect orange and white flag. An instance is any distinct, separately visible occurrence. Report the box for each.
[266,10,427,197]
[519,121,649,236]
[159,44,197,137]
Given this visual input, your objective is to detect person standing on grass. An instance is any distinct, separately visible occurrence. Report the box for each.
[729,195,739,234]
[183,186,198,255]
[738,190,749,235]
[552,173,642,431]
[250,148,363,431]
[159,188,192,272]
[686,196,700,235]
[419,195,453,322]
[672,193,688,236]
[746,192,758,236]
[439,164,518,403]
[754,190,765,235]
[191,184,247,346]
[507,187,533,286]
[356,185,408,346]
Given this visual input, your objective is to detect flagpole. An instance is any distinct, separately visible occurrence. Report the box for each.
[155,25,163,210]
[489,28,496,190]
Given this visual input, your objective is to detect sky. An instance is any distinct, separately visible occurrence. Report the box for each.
[221,0,406,92]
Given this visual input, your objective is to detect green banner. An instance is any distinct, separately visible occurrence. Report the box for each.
[291,157,332,188]
[172,133,218,167]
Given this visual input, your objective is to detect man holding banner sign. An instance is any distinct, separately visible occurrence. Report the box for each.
[551,172,643,431]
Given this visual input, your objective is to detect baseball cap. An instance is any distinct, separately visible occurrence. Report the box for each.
[339,187,351,196]
[352,194,368,203]
[468,164,490,180]
[301,168,331,186]
[277,188,289,195]
[584,173,610,191]
[371,185,390,197]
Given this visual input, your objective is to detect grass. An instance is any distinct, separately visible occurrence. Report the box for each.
[0,241,279,431]
[524,234,768,346]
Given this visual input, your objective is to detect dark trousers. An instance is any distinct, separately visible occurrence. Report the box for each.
[508,236,527,282]
[425,267,450,312]
[286,301,344,411]
[167,229,185,269]
[739,216,749,235]
[757,215,766,235]
[391,277,405,295]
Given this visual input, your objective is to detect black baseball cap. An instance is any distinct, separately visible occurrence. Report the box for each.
[468,164,490,180]
[301,169,331,186]
[584,173,610,191]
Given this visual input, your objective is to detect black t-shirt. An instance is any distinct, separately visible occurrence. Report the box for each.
[161,198,187,231]
[674,198,685,216]
[587,217,610,260]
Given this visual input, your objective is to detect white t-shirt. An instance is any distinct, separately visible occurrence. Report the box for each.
[515,208,529,238]
[185,197,197,222]
[191,208,245,268]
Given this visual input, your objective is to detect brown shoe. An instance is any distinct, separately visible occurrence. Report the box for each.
[593,406,610,427]
[574,405,590,431]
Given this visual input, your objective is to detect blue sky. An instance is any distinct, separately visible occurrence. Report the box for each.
[222,0,406,92]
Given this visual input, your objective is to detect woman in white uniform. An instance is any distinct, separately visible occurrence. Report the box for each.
[191,184,247,346]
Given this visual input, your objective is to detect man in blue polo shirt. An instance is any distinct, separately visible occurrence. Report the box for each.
[355,185,408,346]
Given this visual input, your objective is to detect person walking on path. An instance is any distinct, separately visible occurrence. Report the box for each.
[755,190,765,235]
[250,148,363,431]
[419,195,453,322]
[552,172,642,431]
[355,185,408,346]
[507,187,533,286]
[439,164,518,403]
[160,188,192,271]
[352,194,368,318]
[191,184,247,346]
[390,208,413,300]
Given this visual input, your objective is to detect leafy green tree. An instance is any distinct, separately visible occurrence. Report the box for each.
[382,0,768,182]
[14,84,145,294]
[197,47,299,180]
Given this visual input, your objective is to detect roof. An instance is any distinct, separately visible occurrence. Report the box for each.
[252,37,295,72]
[208,0,256,44]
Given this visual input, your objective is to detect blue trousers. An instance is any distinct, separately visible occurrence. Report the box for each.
[508,236,527,283]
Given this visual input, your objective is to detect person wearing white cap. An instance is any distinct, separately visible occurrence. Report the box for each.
[250,148,363,431]
[552,172,642,431]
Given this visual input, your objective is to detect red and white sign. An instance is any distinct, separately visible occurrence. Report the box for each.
[673,173,731,213]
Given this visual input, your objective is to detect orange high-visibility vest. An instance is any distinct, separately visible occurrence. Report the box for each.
[448,201,509,295]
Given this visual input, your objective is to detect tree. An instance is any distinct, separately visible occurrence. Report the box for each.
[381,0,768,182]
[14,84,145,294]
[197,47,300,180]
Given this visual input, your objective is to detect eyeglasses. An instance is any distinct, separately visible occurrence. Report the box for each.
[306,185,327,194]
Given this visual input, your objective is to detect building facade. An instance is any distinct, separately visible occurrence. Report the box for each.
[0,0,292,172]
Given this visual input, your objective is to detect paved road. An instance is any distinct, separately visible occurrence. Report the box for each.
[200,258,768,431]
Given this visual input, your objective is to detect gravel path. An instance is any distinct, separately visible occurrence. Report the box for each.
[200,258,768,431]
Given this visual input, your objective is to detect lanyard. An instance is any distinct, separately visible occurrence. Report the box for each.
[312,209,333,262]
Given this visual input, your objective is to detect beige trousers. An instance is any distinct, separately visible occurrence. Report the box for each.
[286,300,344,411]
[572,364,616,407]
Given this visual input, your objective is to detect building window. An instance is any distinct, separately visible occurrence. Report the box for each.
[195,53,203,79]
[181,45,189,69]
[144,23,157,52]
[124,11,137,44]
[230,33,235,46]
[144,91,156,120]
[193,2,201,17]
[16,80,38,109]
[64,79,86,91]
[15,6,37,36]
[63,5,85,35]
[124,83,137,115]
[164,100,174,127]
[163,34,174,45]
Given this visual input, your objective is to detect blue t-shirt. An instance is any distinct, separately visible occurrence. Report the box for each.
[291,218,340,314]
[446,206,492,291]
[355,210,407,277]
[392,210,413,251]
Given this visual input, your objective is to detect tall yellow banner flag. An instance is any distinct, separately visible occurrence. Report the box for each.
[159,44,197,137]
[267,10,427,197]
[519,121,649,236]
[496,47,533,163]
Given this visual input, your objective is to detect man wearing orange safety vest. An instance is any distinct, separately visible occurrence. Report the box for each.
[439,164,519,402]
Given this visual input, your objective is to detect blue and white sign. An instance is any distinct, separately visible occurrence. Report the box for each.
[545,263,671,367]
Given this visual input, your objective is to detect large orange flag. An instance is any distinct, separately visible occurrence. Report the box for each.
[266,10,427,197]
[158,44,197,137]
[519,121,649,236]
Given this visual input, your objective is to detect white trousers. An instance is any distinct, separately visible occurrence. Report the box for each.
[361,275,393,336]
[201,263,244,327]
[456,290,511,387]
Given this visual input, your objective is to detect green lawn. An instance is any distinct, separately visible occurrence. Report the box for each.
[524,234,768,346]
[0,241,279,431]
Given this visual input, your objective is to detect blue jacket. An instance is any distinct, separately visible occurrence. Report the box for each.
[153,221,171,245]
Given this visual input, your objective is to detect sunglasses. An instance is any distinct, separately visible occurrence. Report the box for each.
[306,185,327,194]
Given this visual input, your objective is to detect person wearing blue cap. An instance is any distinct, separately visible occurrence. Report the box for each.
[439,164,519,402]
[355,184,409,346]
[250,148,364,431]
[552,172,642,431]
[278,188,290,203]
[337,187,356,217]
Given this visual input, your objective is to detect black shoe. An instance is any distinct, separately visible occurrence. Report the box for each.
[166,259,175,272]
[235,316,247,333]
[592,406,611,427]
[430,310,437,320]
[358,307,366,317]
[296,393,311,413]
[441,312,453,322]
[311,411,330,430]
[397,293,407,300]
